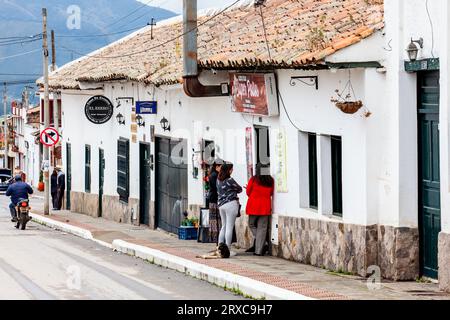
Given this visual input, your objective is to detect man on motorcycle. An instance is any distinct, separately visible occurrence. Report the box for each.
[6,175,33,222]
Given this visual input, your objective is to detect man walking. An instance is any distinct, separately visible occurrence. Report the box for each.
[55,167,65,210]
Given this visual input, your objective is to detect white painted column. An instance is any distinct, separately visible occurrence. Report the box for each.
[439,0,450,234]
[317,134,333,216]
[297,131,310,209]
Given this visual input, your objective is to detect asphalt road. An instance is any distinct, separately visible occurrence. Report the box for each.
[0,194,244,300]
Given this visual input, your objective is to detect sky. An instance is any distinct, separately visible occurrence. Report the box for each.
[138,0,238,14]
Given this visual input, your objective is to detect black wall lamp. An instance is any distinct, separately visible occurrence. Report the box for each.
[116,112,125,125]
[160,117,170,132]
[406,38,424,62]
[136,114,145,127]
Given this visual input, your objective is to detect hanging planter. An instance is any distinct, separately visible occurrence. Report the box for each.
[331,70,366,115]
[334,100,363,114]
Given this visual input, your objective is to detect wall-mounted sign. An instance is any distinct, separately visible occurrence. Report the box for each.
[230,73,279,117]
[274,128,288,193]
[85,95,114,124]
[136,101,157,114]
[245,127,254,181]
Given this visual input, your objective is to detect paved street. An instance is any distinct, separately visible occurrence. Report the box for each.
[0,194,244,300]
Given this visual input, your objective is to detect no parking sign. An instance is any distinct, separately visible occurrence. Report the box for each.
[40,127,60,147]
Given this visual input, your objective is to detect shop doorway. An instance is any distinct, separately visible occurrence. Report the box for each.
[139,143,151,226]
[155,137,188,234]
[255,126,271,169]
[98,148,105,217]
[418,70,441,279]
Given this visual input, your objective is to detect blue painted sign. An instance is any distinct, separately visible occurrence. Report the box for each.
[136,101,157,114]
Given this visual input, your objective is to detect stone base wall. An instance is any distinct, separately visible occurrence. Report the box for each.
[70,191,99,218]
[102,195,140,226]
[276,216,419,280]
[439,232,450,292]
[377,226,419,280]
[277,216,377,277]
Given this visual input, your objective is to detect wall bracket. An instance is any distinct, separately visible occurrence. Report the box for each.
[290,76,319,90]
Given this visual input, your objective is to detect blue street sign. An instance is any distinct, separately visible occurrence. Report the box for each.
[136,101,157,114]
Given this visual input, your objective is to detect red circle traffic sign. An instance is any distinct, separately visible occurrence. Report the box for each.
[40,127,60,147]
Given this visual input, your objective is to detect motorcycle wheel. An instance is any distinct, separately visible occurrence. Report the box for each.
[20,214,28,230]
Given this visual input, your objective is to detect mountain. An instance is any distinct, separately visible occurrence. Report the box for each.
[0,0,176,110]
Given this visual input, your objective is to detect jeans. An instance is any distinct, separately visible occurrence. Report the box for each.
[218,200,239,247]
[9,202,17,219]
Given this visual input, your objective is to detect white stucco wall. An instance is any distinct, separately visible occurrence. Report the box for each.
[60,64,393,228]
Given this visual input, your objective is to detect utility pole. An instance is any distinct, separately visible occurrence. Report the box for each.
[51,29,59,166]
[51,30,56,71]
[42,8,50,215]
[2,83,7,169]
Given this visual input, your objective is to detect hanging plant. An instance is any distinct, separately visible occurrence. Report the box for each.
[331,70,364,115]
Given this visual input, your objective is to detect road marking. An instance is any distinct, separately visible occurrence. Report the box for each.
[0,257,57,300]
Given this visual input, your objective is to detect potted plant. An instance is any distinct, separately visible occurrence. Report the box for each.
[38,170,45,192]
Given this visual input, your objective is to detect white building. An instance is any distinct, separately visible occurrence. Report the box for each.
[42,0,450,291]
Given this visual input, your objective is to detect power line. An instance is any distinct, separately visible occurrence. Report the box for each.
[58,0,242,60]
[105,0,156,29]
[257,2,302,132]
[0,48,41,61]
[0,35,43,47]
[1,79,37,85]
[0,73,41,76]
[55,25,147,38]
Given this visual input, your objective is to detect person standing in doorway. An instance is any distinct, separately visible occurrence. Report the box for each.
[51,168,58,210]
[207,159,223,243]
[55,167,65,210]
[245,164,274,256]
[217,162,242,254]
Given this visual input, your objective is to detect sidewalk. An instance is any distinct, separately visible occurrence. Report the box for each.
[29,200,450,300]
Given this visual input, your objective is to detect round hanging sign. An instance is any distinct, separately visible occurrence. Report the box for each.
[85,95,114,124]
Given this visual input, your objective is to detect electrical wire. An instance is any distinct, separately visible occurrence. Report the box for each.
[55,25,147,38]
[425,0,435,58]
[58,0,242,60]
[0,48,41,61]
[257,2,302,132]
[104,0,156,29]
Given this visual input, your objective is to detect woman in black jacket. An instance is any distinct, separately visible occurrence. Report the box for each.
[208,160,223,243]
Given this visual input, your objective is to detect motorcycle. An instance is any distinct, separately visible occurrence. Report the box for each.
[15,198,31,230]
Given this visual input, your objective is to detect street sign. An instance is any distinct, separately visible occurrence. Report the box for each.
[136,101,157,114]
[40,127,60,147]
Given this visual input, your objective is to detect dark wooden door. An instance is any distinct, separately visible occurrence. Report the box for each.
[66,143,72,210]
[418,71,441,279]
[139,143,151,225]
[99,148,105,217]
[155,138,188,234]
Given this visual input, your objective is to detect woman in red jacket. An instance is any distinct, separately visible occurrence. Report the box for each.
[245,164,274,256]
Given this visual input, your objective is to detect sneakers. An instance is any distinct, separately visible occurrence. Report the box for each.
[11,217,18,223]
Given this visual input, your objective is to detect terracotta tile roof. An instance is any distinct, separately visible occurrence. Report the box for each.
[47,0,384,89]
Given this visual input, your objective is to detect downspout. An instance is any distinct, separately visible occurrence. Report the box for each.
[183,0,227,97]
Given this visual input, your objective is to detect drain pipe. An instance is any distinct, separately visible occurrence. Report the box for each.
[183,0,227,97]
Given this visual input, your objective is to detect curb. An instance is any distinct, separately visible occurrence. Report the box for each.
[112,239,314,300]
[31,213,314,300]
[32,214,93,240]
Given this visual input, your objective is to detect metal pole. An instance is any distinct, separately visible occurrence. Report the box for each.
[43,8,50,215]
[2,83,7,168]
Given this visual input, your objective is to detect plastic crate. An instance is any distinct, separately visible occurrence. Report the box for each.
[178,226,198,240]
